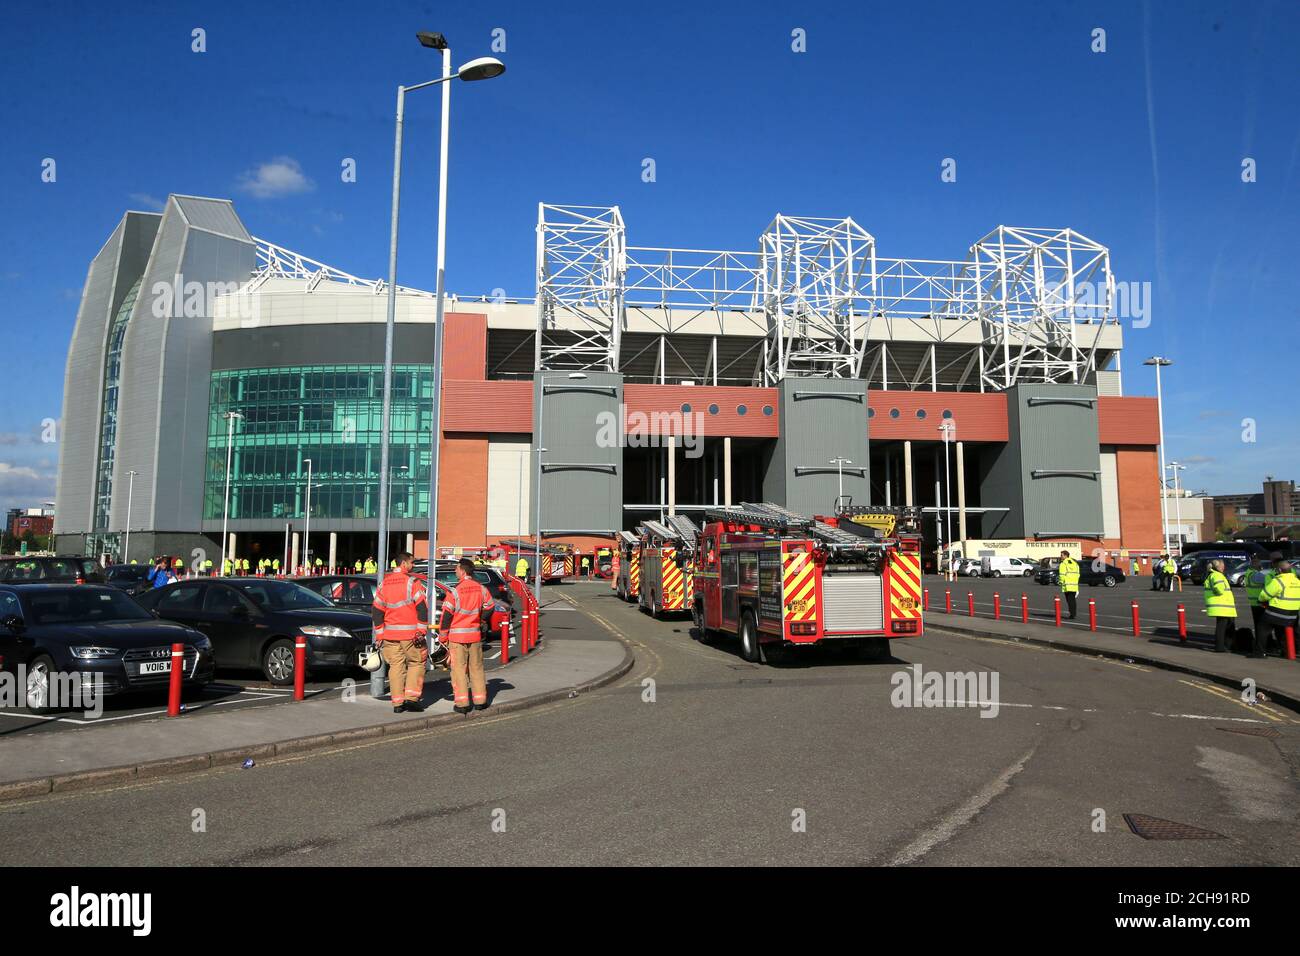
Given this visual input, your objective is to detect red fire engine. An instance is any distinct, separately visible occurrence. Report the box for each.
[498,540,575,583]
[635,515,699,617]
[692,502,924,663]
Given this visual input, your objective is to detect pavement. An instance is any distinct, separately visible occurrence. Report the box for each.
[0,580,1294,866]
[0,594,631,801]
[920,575,1300,709]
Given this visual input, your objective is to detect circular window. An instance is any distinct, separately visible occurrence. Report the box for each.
[942,409,953,419]
[680,403,692,414]
[916,409,927,419]
[737,404,748,416]
[868,407,876,418]
[762,405,774,416]
[708,403,719,415]
[889,408,900,419]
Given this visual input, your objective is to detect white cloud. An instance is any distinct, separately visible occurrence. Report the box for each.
[237,156,315,199]
[0,461,55,515]
[129,192,166,212]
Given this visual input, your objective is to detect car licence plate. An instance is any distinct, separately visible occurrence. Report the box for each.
[139,660,171,675]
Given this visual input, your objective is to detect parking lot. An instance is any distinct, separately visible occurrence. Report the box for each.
[922,572,1247,641]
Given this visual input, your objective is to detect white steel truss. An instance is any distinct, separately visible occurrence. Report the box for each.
[247,238,434,298]
[759,215,876,383]
[535,204,627,371]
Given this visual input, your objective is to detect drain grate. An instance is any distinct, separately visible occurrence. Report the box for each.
[1217,725,1282,739]
[1123,813,1226,841]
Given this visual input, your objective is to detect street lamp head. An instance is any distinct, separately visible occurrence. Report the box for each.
[223,411,243,420]
[457,56,506,81]
[417,31,448,50]
[1143,356,1173,367]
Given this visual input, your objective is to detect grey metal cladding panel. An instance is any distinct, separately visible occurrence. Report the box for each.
[112,205,190,530]
[1014,384,1103,536]
[778,377,869,516]
[172,197,251,242]
[213,324,440,370]
[533,372,622,533]
[151,230,256,533]
[55,221,125,534]
[977,394,1024,538]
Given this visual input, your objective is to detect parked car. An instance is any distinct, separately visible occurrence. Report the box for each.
[0,584,214,713]
[0,555,105,584]
[104,563,152,594]
[1034,561,1127,588]
[134,577,372,685]
[1226,559,1255,588]
[292,574,377,609]
[981,556,1037,578]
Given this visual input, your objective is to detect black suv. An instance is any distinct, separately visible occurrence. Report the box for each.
[135,577,372,684]
[0,556,105,584]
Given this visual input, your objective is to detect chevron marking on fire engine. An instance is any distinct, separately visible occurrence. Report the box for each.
[783,551,817,622]
[661,548,685,610]
[630,551,640,596]
[890,553,923,619]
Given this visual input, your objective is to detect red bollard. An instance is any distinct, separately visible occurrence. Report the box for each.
[945,589,952,613]
[293,635,306,701]
[1286,626,1296,662]
[993,593,1001,620]
[1177,604,1187,642]
[923,588,930,611]
[500,620,510,664]
[1053,596,1061,627]
[1021,594,1029,623]
[1131,601,1140,637]
[1088,599,1097,632]
[967,592,975,616]
[166,642,184,717]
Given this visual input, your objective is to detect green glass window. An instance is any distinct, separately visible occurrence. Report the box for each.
[205,365,433,521]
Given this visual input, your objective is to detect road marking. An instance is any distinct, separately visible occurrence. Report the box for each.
[1177,679,1294,724]
[887,747,1035,866]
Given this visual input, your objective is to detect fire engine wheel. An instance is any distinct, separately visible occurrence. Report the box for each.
[691,604,715,644]
[739,612,762,663]
[649,594,660,618]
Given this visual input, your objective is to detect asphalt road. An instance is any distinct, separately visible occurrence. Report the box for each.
[0,580,1295,866]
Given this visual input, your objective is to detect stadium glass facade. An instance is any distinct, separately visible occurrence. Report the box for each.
[204,364,433,523]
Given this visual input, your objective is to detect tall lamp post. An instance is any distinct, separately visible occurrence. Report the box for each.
[1144,356,1174,555]
[1168,460,1185,554]
[828,457,852,508]
[533,371,586,606]
[302,458,314,573]
[375,34,505,584]
[220,411,243,578]
[122,471,137,563]
[939,420,955,579]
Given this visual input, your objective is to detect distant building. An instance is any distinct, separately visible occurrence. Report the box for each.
[6,507,55,540]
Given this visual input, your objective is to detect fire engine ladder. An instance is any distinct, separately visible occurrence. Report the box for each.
[706,502,811,533]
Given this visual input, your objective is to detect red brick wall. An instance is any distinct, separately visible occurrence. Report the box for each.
[436,434,489,549]
[867,391,1009,441]
[1098,397,1159,444]
[1114,447,1162,552]
[442,312,487,380]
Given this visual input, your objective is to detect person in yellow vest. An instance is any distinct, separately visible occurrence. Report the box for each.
[1202,558,1237,653]
[1258,557,1300,659]
[581,554,591,578]
[353,558,363,573]
[1163,555,1177,591]
[1057,551,1080,619]
[241,558,250,574]
[271,558,280,575]
[1242,554,1270,646]
[314,557,323,575]
[203,558,213,576]
[364,557,377,574]
[514,555,529,581]
[221,557,232,575]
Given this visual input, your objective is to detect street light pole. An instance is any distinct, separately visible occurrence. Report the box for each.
[1168,460,1185,554]
[220,411,242,579]
[1145,356,1173,555]
[123,470,137,564]
[428,41,452,567]
[939,421,954,577]
[303,457,313,573]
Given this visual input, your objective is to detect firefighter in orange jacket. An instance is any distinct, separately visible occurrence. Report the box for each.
[439,557,494,714]
[371,551,429,714]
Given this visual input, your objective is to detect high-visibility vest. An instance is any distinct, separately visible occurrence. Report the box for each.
[1057,558,1080,593]
[372,571,427,641]
[1261,571,1300,614]
[1203,570,1236,617]
[354,560,362,572]
[515,558,528,576]
[1244,568,1269,606]
[441,577,492,644]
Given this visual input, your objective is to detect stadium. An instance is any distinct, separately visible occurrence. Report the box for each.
[53,194,1162,569]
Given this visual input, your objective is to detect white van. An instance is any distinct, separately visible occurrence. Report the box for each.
[980,556,1036,578]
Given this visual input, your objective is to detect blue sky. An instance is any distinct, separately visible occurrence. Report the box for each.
[1,0,1296,513]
